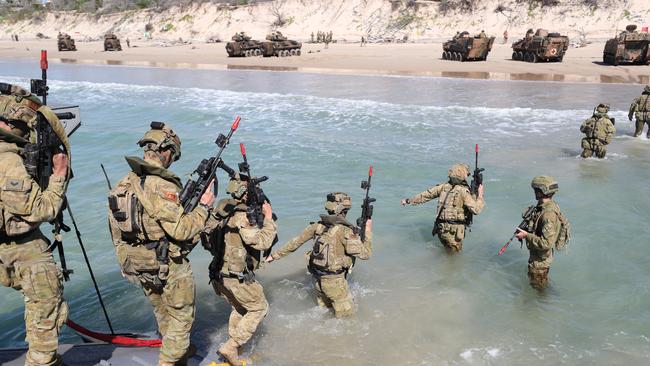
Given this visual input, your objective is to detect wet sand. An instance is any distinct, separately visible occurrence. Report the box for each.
[1,39,649,84]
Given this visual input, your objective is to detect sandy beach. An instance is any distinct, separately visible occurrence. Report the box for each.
[1,39,649,84]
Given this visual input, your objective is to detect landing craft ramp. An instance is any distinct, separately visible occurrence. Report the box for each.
[0,344,219,366]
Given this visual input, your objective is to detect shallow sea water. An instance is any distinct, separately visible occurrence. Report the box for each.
[1,60,650,365]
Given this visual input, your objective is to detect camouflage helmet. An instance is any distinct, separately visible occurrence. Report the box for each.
[325,192,352,214]
[448,163,470,180]
[0,85,42,141]
[226,174,247,199]
[531,175,559,196]
[138,121,181,162]
[626,24,637,32]
[644,85,650,94]
[596,103,610,113]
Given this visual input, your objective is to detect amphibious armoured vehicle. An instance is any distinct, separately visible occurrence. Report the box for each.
[261,31,302,57]
[225,32,263,57]
[603,25,650,65]
[442,31,495,61]
[57,33,77,51]
[511,28,569,63]
[103,33,122,51]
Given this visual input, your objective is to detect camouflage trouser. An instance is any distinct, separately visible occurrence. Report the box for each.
[436,223,465,252]
[581,138,607,158]
[141,259,196,364]
[0,234,68,366]
[212,277,269,347]
[634,119,650,137]
[527,263,550,290]
[313,273,354,317]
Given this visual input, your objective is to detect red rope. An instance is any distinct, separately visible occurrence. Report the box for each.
[66,319,162,348]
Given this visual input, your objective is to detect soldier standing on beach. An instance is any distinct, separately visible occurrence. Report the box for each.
[628,85,650,138]
[0,85,70,366]
[401,164,484,253]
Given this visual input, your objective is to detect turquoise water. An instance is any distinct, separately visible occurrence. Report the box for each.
[1,61,650,365]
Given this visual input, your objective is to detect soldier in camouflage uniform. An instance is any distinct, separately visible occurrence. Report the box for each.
[107,122,214,366]
[628,85,650,138]
[266,192,372,318]
[0,85,70,366]
[401,164,484,252]
[580,103,616,158]
[515,176,567,290]
[208,176,276,366]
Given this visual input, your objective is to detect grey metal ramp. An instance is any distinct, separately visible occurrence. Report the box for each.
[0,343,219,366]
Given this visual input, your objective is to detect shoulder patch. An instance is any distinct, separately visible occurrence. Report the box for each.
[3,178,27,191]
[161,191,178,202]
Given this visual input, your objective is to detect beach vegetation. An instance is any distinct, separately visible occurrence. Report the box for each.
[180,14,194,22]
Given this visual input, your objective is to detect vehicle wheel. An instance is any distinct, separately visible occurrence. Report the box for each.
[602,54,608,64]
[531,53,538,63]
[512,51,518,60]
[296,49,301,56]
[459,53,465,62]
[442,52,447,60]
[613,57,620,66]
[290,49,296,56]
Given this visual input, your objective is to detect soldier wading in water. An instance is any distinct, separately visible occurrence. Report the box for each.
[401,163,484,252]
[580,103,615,159]
[206,175,277,366]
[515,176,570,290]
[267,192,372,317]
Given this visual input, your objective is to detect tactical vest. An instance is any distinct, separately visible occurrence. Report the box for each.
[0,144,39,237]
[637,94,650,122]
[309,215,355,275]
[436,184,471,225]
[527,202,571,251]
[584,117,611,141]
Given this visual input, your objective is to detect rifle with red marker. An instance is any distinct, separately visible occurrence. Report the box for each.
[179,116,240,213]
[356,165,376,241]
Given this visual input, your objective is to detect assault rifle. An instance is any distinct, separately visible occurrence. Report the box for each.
[467,144,484,227]
[470,144,484,196]
[21,51,115,334]
[179,116,240,214]
[356,165,375,241]
[497,205,536,256]
[237,143,276,228]
[237,143,278,264]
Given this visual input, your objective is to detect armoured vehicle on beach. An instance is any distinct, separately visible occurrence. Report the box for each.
[511,28,569,63]
[103,33,122,51]
[261,31,302,57]
[442,31,495,61]
[602,25,650,65]
[57,33,77,51]
[226,32,263,57]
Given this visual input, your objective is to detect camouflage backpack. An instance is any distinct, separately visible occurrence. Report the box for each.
[551,206,571,251]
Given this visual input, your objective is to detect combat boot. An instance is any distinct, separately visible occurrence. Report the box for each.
[175,344,197,366]
[218,339,244,366]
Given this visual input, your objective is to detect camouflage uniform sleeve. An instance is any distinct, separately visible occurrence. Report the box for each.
[605,119,616,143]
[344,227,372,260]
[0,152,66,222]
[579,118,590,134]
[236,212,278,251]
[148,181,209,242]
[409,184,444,205]
[271,223,317,260]
[462,188,484,215]
[629,97,640,120]
[526,211,559,251]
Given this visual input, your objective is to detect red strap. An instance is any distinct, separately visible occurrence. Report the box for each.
[66,319,162,348]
